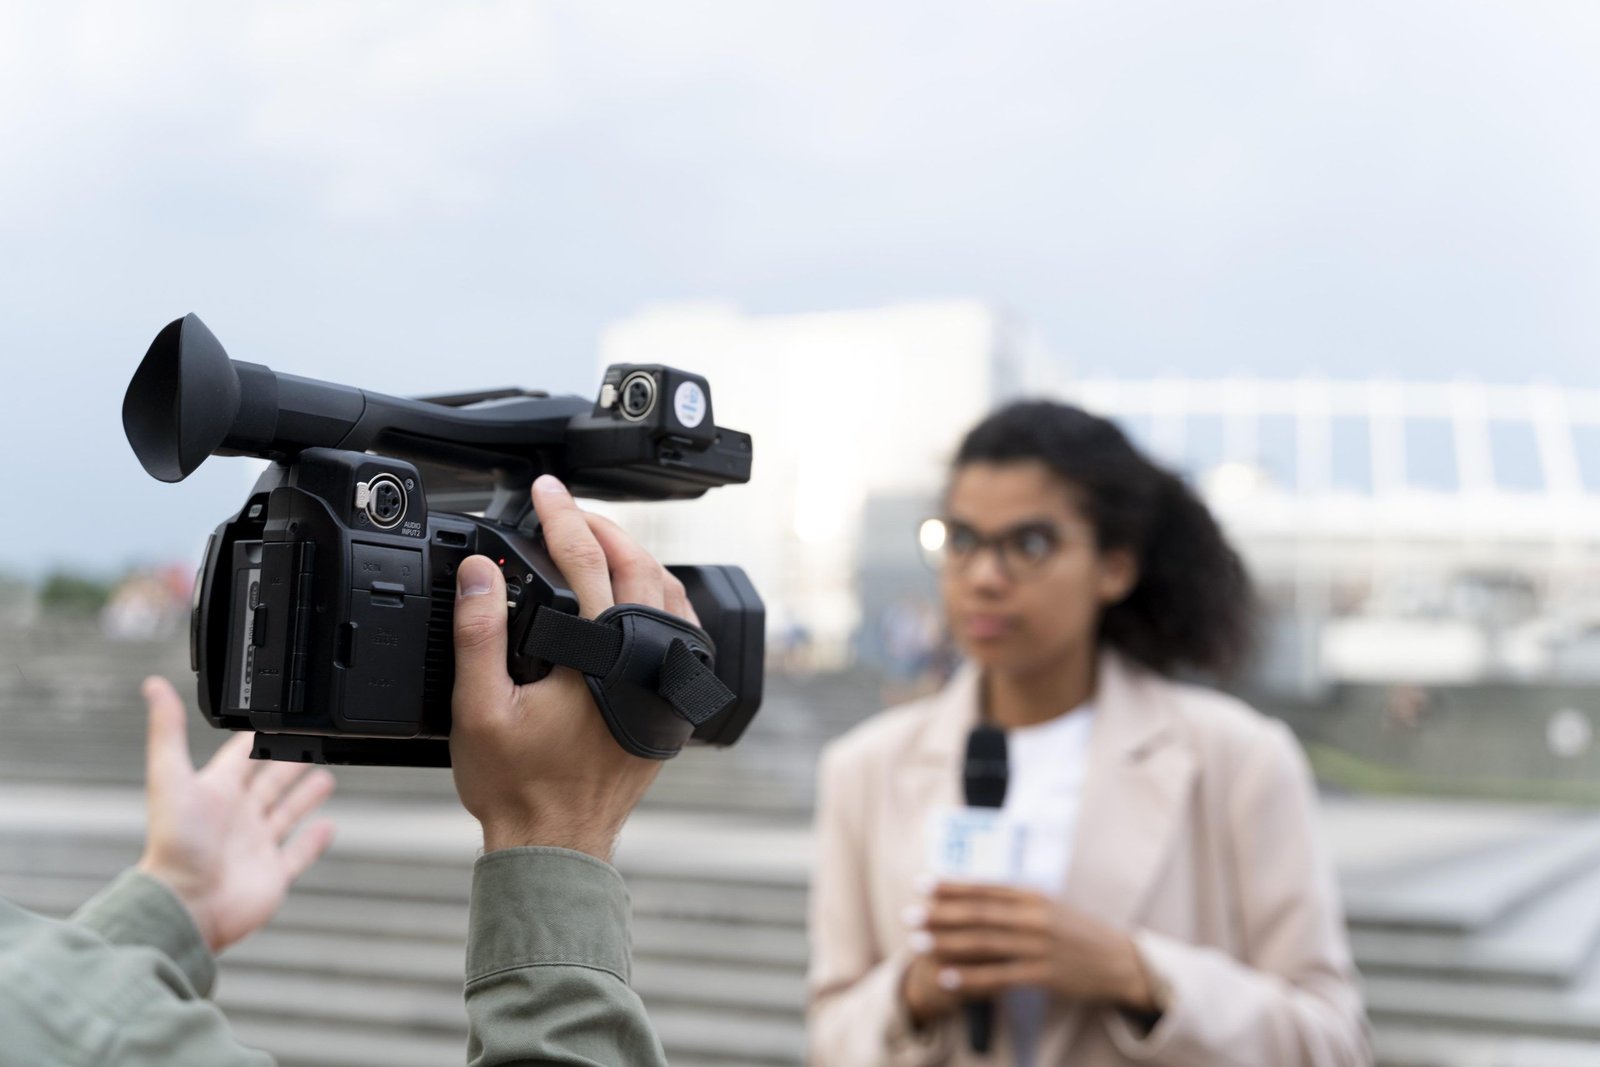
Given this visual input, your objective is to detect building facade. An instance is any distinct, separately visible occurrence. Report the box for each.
[598,300,1050,666]
[598,301,1600,695]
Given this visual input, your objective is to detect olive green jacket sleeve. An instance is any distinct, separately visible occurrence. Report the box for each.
[0,848,666,1067]
[465,846,669,1066]
[0,868,274,1066]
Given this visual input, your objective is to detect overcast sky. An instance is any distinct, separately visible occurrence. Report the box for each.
[3,1,1599,575]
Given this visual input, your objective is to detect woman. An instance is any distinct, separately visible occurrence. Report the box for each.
[806,401,1369,1066]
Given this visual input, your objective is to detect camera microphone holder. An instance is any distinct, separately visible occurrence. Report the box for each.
[519,604,736,759]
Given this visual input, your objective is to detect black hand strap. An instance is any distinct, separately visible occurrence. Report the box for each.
[522,604,735,757]
[523,605,622,677]
[657,639,731,727]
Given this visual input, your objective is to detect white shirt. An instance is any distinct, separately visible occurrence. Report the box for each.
[1000,703,1097,1067]
[1002,703,1097,893]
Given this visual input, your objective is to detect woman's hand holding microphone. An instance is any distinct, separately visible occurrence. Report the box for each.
[900,881,1160,1025]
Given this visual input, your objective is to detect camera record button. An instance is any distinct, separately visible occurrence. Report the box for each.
[351,545,424,596]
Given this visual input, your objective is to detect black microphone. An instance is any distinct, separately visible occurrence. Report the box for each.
[962,723,1009,1054]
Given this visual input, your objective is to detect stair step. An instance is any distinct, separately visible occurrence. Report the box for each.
[1364,959,1600,1040]
[0,872,110,914]
[224,932,462,987]
[216,969,805,1063]
[633,959,804,1015]
[646,1005,804,1065]
[215,970,466,1034]
[1375,1023,1600,1067]
[228,1019,467,1067]
[224,931,806,1016]
[1353,858,1600,985]
[627,879,808,927]
[235,1016,794,1067]
[633,918,808,968]
[1344,819,1600,932]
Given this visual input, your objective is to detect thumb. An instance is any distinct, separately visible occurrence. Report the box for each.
[142,676,194,789]
[452,555,512,726]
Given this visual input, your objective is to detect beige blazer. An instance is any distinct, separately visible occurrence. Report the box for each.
[806,651,1371,1066]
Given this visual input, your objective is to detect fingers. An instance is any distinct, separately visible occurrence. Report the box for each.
[931,882,1043,907]
[663,570,700,627]
[933,960,1048,999]
[582,511,700,626]
[453,555,514,727]
[248,759,312,808]
[925,898,1037,932]
[267,768,336,842]
[532,476,614,618]
[582,513,666,611]
[145,677,253,789]
[912,883,1050,965]
[142,676,194,787]
[281,818,337,882]
[205,730,257,785]
[912,927,1043,964]
[925,884,1049,929]
[534,477,697,626]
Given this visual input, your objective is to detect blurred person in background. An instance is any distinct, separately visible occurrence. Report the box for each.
[807,402,1369,1066]
[0,477,681,1066]
[879,596,946,706]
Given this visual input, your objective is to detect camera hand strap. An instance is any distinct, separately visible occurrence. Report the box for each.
[521,604,735,760]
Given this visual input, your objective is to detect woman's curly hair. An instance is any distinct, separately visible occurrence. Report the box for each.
[953,400,1255,678]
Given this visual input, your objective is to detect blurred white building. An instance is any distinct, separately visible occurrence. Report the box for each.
[598,301,1600,689]
[598,300,1053,666]
[1061,377,1600,692]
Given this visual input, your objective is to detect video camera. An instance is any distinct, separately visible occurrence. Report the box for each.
[122,314,763,768]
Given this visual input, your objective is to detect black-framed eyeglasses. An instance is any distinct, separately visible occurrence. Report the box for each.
[918,517,1079,579]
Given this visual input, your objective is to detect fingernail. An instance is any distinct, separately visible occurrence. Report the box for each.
[937,968,962,991]
[533,474,566,496]
[901,904,926,928]
[457,557,495,597]
[907,930,933,954]
[913,872,937,895]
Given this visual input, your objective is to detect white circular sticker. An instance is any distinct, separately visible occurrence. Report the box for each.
[674,381,707,429]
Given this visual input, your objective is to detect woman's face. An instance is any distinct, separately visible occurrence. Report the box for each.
[939,460,1137,677]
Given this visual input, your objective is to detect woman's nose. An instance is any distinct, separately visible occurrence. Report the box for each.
[962,544,1013,589]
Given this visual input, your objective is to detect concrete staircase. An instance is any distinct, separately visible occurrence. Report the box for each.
[1344,819,1600,1066]
[0,805,813,1067]
[0,621,833,1065]
[11,621,1600,1064]
[0,620,876,817]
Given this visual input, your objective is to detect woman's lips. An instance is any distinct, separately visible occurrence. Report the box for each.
[961,613,1018,640]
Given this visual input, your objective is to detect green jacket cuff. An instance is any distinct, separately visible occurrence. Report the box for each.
[467,847,633,988]
[71,868,217,998]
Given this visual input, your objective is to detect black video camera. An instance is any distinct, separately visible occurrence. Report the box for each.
[121,314,764,768]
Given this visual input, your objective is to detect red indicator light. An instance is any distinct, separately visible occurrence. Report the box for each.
[498,558,506,566]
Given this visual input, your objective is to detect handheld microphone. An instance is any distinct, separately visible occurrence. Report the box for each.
[962,723,1009,1053]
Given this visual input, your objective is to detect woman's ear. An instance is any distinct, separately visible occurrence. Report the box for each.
[1097,546,1139,606]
